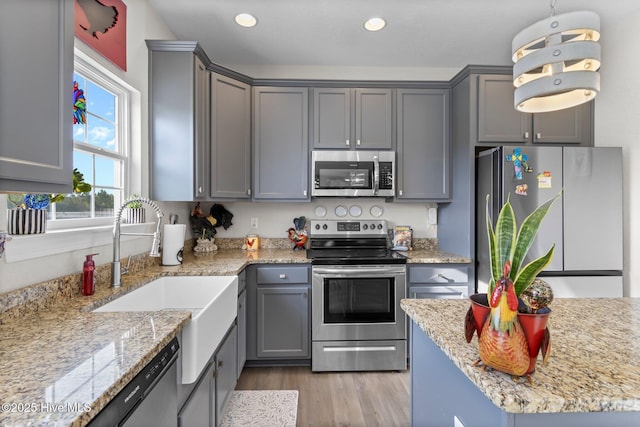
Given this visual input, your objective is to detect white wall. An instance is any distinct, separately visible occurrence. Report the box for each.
[593,11,640,296]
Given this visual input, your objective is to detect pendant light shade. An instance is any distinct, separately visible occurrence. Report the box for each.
[512,10,601,113]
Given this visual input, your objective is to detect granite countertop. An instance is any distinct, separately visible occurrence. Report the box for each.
[401,298,640,414]
[0,246,467,426]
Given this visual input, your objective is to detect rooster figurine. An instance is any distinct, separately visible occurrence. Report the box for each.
[476,261,530,379]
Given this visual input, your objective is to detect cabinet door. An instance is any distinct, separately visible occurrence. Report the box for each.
[409,285,469,299]
[253,87,309,200]
[397,89,450,200]
[477,75,530,143]
[148,43,208,201]
[532,101,592,145]
[312,88,352,149]
[0,0,73,193]
[210,73,251,198]
[256,286,310,358]
[178,362,214,427]
[355,88,394,149]
[194,56,209,199]
[237,289,246,379]
[215,325,237,427]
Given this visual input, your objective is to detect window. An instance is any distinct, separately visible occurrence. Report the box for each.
[52,55,131,227]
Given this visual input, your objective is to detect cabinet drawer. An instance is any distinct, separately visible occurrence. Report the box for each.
[256,266,309,284]
[409,265,469,284]
[409,285,469,300]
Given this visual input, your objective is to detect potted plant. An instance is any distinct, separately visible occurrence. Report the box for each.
[465,192,560,382]
[7,168,92,235]
[123,195,145,224]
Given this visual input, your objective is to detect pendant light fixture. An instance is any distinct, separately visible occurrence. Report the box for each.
[512,0,601,113]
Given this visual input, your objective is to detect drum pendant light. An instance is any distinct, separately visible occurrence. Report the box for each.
[512,0,601,113]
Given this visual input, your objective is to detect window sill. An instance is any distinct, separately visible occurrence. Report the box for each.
[4,222,155,263]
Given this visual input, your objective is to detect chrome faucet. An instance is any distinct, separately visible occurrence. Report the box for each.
[112,197,164,287]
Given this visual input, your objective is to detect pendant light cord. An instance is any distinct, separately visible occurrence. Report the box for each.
[549,0,557,16]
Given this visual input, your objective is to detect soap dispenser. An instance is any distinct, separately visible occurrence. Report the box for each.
[83,253,98,296]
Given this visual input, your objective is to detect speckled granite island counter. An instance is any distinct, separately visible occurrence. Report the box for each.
[401,298,640,427]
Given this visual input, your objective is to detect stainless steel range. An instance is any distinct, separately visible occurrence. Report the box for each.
[307,219,407,372]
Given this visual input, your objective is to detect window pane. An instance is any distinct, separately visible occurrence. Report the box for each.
[73,151,93,186]
[73,123,86,144]
[87,80,115,121]
[95,155,119,188]
[55,193,91,219]
[87,115,116,152]
[95,188,116,217]
[73,73,86,89]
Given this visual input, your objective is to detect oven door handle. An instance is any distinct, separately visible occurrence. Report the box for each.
[312,266,406,276]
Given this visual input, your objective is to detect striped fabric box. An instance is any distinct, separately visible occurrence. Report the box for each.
[7,208,47,235]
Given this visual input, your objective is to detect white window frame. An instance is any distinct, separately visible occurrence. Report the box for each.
[47,53,131,230]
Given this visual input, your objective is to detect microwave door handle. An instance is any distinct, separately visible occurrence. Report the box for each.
[373,156,380,195]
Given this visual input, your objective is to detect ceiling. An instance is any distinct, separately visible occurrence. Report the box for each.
[148,0,640,73]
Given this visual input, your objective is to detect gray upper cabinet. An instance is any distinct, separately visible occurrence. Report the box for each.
[477,74,592,146]
[253,87,309,200]
[312,88,393,150]
[210,73,251,199]
[0,0,74,194]
[396,88,450,201]
[147,41,209,201]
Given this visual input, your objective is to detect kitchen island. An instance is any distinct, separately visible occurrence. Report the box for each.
[401,298,640,427]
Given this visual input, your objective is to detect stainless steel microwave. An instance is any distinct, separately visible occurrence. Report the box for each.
[311,150,395,197]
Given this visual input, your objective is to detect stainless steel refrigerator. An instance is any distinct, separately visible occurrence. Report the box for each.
[476,146,623,298]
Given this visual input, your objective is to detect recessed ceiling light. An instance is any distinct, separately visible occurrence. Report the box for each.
[235,13,257,28]
[364,17,386,32]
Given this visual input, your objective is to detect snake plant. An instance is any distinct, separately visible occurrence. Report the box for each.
[486,192,561,297]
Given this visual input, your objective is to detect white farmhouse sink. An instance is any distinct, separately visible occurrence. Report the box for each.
[94,276,238,384]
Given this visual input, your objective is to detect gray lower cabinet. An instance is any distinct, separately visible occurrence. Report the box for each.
[0,0,74,193]
[245,265,311,361]
[408,264,471,299]
[147,41,209,201]
[253,87,309,200]
[210,73,251,199]
[477,74,593,146]
[396,88,450,201]
[236,288,246,379]
[179,362,214,426]
[312,88,393,149]
[178,324,237,427]
[215,324,237,426]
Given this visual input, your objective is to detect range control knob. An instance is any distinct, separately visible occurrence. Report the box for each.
[377,224,384,230]
[315,224,321,230]
[370,223,376,230]
[363,224,368,230]
[322,224,328,230]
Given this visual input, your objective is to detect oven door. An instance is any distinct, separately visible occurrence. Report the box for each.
[311,265,406,341]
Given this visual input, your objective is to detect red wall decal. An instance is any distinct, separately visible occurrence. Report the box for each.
[74,0,127,71]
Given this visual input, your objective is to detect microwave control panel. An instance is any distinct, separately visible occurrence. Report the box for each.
[379,162,393,190]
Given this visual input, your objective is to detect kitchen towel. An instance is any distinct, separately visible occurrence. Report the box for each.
[162,223,186,265]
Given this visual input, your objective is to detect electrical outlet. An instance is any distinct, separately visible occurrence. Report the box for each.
[250,217,258,229]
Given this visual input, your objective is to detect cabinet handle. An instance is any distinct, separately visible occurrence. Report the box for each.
[303,190,307,196]
[536,132,542,140]
[399,190,403,196]
[198,186,203,194]
[218,360,223,368]
[523,131,529,139]
[247,189,251,196]
[357,139,361,146]
[437,273,454,283]
[279,274,287,279]
[346,139,350,146]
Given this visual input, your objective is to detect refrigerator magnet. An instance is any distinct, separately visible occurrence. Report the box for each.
[537,171,552,188]
[506,147,529,180]
[515,183,528,195]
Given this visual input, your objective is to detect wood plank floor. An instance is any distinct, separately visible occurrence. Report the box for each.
[235,366,411,427]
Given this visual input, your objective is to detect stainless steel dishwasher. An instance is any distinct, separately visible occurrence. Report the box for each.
[89,337,179,426]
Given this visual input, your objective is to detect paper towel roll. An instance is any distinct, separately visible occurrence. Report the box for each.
[162,224,186,265]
